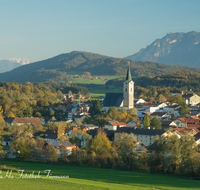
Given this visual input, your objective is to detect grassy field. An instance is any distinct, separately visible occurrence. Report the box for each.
[71,78,106,84]
[89,86,123,99]
[0,160,199,190]
[71,75,126,85]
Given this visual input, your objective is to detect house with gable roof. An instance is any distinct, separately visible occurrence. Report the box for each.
[182,93,200,105]
[5,117,42,126]
[104,121,127,131]
[174,117,199,128]
[49,140,77,155]
[173,127,199,137]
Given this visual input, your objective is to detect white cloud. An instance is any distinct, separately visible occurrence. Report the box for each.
[9,58,30,65]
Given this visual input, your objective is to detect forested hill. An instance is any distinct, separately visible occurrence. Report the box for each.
[1,51,200,83]
[106,71,200,93]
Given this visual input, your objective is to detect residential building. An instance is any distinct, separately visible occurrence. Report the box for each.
[182,93,200,105]
[104,121,127,131]
[174,117,199,128]
[5,117,42,126]
[114,127,165,146]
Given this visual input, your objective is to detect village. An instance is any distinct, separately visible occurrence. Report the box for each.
[2,75,200,161]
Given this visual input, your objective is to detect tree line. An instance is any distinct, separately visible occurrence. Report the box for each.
[6,125,200,179]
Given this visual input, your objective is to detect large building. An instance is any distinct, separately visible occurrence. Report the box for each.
[102,66,134,112]
[182,93,200,105]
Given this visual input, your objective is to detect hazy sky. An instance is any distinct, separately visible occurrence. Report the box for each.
[1,0,200,62]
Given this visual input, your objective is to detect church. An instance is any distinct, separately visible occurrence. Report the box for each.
[102,66,134,112]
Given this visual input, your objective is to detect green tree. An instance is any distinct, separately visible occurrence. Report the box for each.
[84,72,91,77]
[148,135,164,172]
[179,134,200,177]
[46,144,59,162]
[0,136,5,157]
[10,136,36,160]
[150,117,162,129]
[143,114,150,129]
[49,110,55,116]
[95,98,102,113]
[0,106,5,131]
[115,133,147,170]
[89,98,102,115]
[179,101,189,114]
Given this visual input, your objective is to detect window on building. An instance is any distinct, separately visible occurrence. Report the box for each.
[125,88,127,92]
[131,88,132,92]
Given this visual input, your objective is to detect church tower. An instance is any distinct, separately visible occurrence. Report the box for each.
[123,66,134,109]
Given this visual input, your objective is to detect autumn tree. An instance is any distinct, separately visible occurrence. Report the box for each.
[70,129,90,148]
[129,108,138,117]
[158,94,165,102]
[84,72,91,77]
[10,136,36,160]
[57,122,67,141]
[86,129,111,167]
[0,106,5,131]
[0,136,5,157]
[46,144,59,162]
[114,133,147,170]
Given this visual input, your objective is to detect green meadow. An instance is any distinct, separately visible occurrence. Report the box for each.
[0,160,199,190]
[71,78,106,84]
[71,75,125,85]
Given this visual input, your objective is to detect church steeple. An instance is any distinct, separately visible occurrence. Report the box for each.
[123,64,134,109]
[126,66,132,82]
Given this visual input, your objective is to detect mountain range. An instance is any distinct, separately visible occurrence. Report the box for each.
[1,51,200,83]
[126,31,200,68]
[0,58,30,73]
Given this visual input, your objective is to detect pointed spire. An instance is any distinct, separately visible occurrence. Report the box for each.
[126,62,132,81]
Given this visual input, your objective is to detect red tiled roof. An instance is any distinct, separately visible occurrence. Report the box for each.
[176,117,199,124]
[187,124,200,129]
[173,128,198,135]
[107,121,127,126]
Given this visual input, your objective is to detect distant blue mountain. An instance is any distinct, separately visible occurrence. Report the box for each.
[125,31,200,68]
[0,60,21,73]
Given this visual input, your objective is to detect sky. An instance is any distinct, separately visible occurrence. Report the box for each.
[1,0,200,63]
